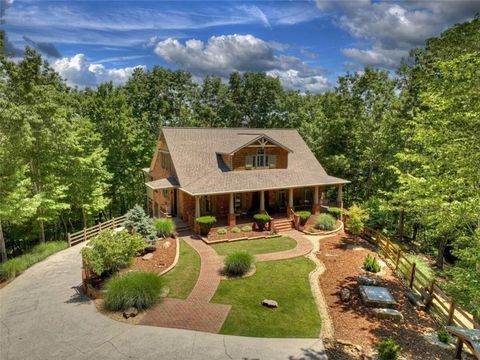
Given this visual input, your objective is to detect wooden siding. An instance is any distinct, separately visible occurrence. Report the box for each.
[232,146,288,170]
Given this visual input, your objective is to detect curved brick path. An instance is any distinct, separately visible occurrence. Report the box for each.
[256,230,313,262]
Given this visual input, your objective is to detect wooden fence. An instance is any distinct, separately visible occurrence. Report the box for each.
[67,215,127,247]
[362,227,479,330]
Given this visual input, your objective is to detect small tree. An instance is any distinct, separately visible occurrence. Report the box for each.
[346,204,368,239]
[124,205,156,242]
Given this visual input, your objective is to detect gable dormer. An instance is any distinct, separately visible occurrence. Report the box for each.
[218,134,292,171]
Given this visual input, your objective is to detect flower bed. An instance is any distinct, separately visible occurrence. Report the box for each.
[206,222,279,244]
[301,216,343,235]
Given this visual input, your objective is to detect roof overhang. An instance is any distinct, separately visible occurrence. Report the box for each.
[217,134,294,156]
[145,177,179,190]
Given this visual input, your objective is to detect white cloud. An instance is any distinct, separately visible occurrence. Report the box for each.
[154,34,330,92]
[316,0,480,68]
[52,54,144,88]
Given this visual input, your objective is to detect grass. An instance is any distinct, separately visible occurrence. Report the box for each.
[162,240,201,299]
[212,236,297,256]
[104,271,164,311]
[212,256,321,338]
[0,241,68,280]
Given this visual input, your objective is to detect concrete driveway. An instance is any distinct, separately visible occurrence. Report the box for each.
[0,244,327,360]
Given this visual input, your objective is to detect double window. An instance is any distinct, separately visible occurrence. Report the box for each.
[245,148,277,169]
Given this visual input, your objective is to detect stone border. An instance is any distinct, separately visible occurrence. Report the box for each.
[159,237,180,275]
[301,220,344,236]
[201,233,282,245]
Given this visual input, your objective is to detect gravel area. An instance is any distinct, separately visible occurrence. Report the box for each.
[317,233,455,359]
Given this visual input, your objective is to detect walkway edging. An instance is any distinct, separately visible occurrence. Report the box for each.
[159,237,180,276]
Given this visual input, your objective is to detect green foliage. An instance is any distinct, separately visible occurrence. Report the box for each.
[217,227,227,235]
[224,251,255,277]
[81,230,145,276]
[296,211,311,225]
[153,218,175,237]
[124,205,156,241]
[253,213,271,230]
[241,225,253,232]
[376,338,402,360]
[437,329,450,344]
[314,214,336,231]
[195,216,216,235]
[407,255,434,280]
[326,207,342,218]
[103,271,164,311]
[346,205,368,236]
[363,254,381,273]
[231,227,241,233]
[0,241,67,279]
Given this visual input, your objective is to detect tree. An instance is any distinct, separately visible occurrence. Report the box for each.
[346,205,369,239]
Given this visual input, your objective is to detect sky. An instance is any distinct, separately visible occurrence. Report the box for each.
[2,0,479,92]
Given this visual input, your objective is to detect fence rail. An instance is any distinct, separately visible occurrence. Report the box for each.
[362,226,479,330]
[67,215,127,247]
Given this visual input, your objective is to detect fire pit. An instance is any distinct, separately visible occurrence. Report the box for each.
[360,285,396,308]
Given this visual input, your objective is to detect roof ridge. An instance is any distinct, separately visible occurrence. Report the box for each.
[161,127,298,131]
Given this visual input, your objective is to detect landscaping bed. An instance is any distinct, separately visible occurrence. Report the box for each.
[211,236,297,256]
[207,222,275,243]
[317,233,455,359]
[302,216,343,235]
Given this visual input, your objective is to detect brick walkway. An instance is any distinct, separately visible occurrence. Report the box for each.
[256,230,313,262]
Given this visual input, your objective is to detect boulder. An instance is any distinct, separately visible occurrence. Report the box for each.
[262,299,278,308]
[123,307,138,319]
[372,308,403,321]
[340,288,351,302]
[144,245,157,253]
[357,276,382,286]
[142,253,154,260]
[406,291,426,310]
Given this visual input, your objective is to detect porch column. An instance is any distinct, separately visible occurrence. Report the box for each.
[320,187,326,205]
[337,184,343,209]
[228,193,236,226]
[195,196,200,218]
[287,188,294,216]
[312,186,320,214]
[259,190,265,213]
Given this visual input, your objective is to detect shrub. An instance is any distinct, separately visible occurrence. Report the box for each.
[82,230,145,276]
[296,210,311,225]
[327,207,343,219]
[241,225,253,232]
[224,251,254,276]
[231,227,241,233]
[217,227,227,235]
[103,271,164,311]
[315,214,336,231]
[124,205,156,241]
[407,255,434,280]
[195,216,216,235]
[363,254,381,273]
[346,204,369,237]
[0,241,67,280]
[253,213,271,230]
[437,329,450,344]
[376,338,402,360]
[153,218,175,237]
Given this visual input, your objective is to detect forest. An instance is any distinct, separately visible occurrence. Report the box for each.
[0,18,478,317]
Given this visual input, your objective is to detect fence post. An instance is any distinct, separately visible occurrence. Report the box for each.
[409,262,416,288]
[448,300,456,325]
[395,249,401,270]
[67,233,72,247]
[99,222,102,231]
[83,227,87,242]
[385,238,390,257]
[112,217,116,229]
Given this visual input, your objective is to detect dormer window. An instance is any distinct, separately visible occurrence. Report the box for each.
[256,148,266,167]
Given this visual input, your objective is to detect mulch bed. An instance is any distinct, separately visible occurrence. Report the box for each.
[318,232,455,359]
[303,217,342,234]
[208,222,273,242]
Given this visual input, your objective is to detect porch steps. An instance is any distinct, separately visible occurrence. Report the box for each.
[273,218,293,232]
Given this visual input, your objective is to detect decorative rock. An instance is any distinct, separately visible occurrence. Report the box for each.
[142,253,154,260]
[372,308,403,321]
[357,276,382,286]
[123,307,138,319]
[406,291,426,310]
[144,245,157,253]
[262,299,278,308]
[162,241,171,249]
[340,288,351,302]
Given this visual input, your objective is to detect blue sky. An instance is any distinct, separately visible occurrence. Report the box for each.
[2,0,479,91]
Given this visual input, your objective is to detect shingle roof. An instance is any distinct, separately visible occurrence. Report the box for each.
[145,177,179,190]
[160,128,348,195]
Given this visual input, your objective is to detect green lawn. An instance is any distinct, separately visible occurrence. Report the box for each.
[162,240,201,299]
[211,236,297,256]
[211,257,321,338]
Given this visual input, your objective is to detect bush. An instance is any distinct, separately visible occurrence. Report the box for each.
[437,329,450,344]
[327,207,343,218]
[231,227,241,233]
[82,230,145,276]
[346,204,369,237]
[253,213,271,230]
[224,251,254,276]
[296,210,311,225]
[153,218,175,237]
[241,225,253,232]
[0,241,67,280]
[217,227,227,235]
[314,214,336,231]
[103,271,164,311]
[407,255,434,280]
[195,216,216,235]
[124,205,156,241]
[376,338,402,360]
[363,254,381,273]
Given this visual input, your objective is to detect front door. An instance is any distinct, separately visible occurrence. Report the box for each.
[200,195,212,215]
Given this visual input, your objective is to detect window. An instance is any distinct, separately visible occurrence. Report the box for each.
[160,152,171,171]
[256,148,266,167]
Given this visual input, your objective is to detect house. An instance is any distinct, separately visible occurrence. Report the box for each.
[143,128,348,230]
